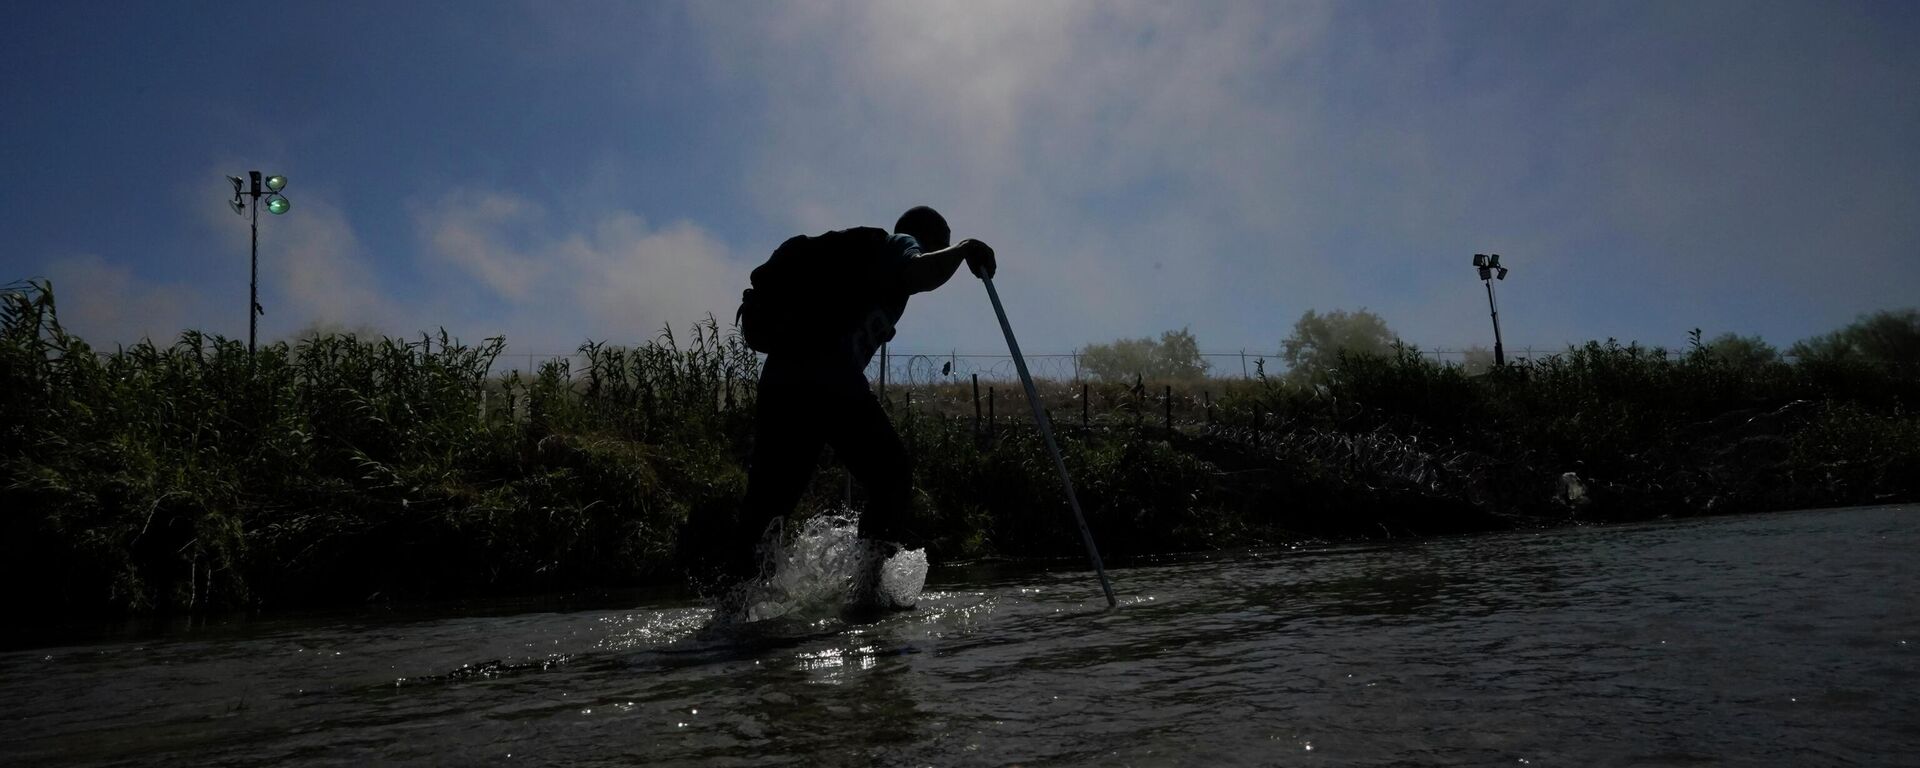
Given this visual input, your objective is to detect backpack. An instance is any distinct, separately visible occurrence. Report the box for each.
[736,227,893,354]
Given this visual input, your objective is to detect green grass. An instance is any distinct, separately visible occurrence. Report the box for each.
[5,280,1916,617]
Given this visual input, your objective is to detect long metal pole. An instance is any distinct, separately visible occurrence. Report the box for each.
[982,277,1117,608]
[1484,280,1505,367]
[249,197,260,362]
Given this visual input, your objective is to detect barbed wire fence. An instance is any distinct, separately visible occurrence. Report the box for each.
[478,346,1530,436]
[485,347,1526,383]
[449,340,1903,437]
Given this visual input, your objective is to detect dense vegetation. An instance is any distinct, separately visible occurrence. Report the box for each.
[6,280,1917,617]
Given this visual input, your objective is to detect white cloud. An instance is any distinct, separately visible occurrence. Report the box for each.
[34,254,201,347]
[268,198,399,333]
[416,190,748,354]
[684,1,1377,353]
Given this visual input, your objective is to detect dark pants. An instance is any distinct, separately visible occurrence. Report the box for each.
[731,354,914,576]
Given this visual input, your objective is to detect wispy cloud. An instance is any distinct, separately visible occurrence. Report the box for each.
[268,198,400,333]
[35,254,201,347]
[416,190,747,354]
[688,1,1345,352]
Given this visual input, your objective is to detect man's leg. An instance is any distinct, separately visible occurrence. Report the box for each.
[824,383,918,610]
[727,377,824,584]
[825,384,916,548]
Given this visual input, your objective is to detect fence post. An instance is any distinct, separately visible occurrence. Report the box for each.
[972,373,981,439]
[1204,390,1213,426]
[1164,384,1172,431]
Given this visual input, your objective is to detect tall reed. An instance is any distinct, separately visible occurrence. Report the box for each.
[5,279,1915,617]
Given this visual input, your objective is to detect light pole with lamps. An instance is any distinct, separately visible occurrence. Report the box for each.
[226,171,291,361]
[1472,253,1510,366]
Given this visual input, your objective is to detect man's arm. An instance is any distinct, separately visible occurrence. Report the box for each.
[900,239,996,294]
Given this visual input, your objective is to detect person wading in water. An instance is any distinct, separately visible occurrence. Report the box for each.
[717,205,995,613]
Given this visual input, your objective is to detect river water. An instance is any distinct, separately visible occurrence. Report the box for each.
[3,505,1916,766]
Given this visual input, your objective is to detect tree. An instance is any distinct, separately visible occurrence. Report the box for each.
[1701,332,1780,368]
[1079,327,1210,382]
[1457,345,1496,375]
[1280,308,1398,381]
[1789,309,1920,365]
[286,319,386,342]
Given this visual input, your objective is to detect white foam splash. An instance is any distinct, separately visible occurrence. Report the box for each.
[874,546,929,608]
[732,512,928,623]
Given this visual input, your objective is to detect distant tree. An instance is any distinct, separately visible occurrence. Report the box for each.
[285,320,386,341]
[1788,309,1920,365]
[1457,345,1496,375]
[1701,332,1780,368]
[1156,327,1207,382]
[1079,327,1210,382]
[1280,308,1398,381]
[1080,337,1154,381]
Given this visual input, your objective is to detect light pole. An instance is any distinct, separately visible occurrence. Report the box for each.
[226,172,291,361]
[1472,253,1510,366]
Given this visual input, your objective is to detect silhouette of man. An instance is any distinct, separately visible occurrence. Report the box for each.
[724,206,995,608]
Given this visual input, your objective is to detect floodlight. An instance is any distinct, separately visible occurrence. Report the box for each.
[227,169,297,361]
[1471,251,1513,366]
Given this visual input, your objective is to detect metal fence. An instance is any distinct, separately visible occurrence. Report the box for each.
[489,347,1525,383]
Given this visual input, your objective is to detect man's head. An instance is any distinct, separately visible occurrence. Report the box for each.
[894,206,951,251]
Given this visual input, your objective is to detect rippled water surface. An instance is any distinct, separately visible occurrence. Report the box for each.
[4,505,1917,766]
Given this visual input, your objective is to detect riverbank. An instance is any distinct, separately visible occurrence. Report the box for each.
[5,281,1916,617]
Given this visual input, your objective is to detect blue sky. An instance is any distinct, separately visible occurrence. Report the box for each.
[4,1,1917,362]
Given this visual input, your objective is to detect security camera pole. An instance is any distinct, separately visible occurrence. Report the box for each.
[226,172,291,361]
[1472,253,1510,366]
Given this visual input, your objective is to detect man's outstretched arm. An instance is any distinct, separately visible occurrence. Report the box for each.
[900,240,996,294]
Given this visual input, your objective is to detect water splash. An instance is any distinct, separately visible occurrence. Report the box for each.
[873,545,929,608]
[727,512,928,623]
